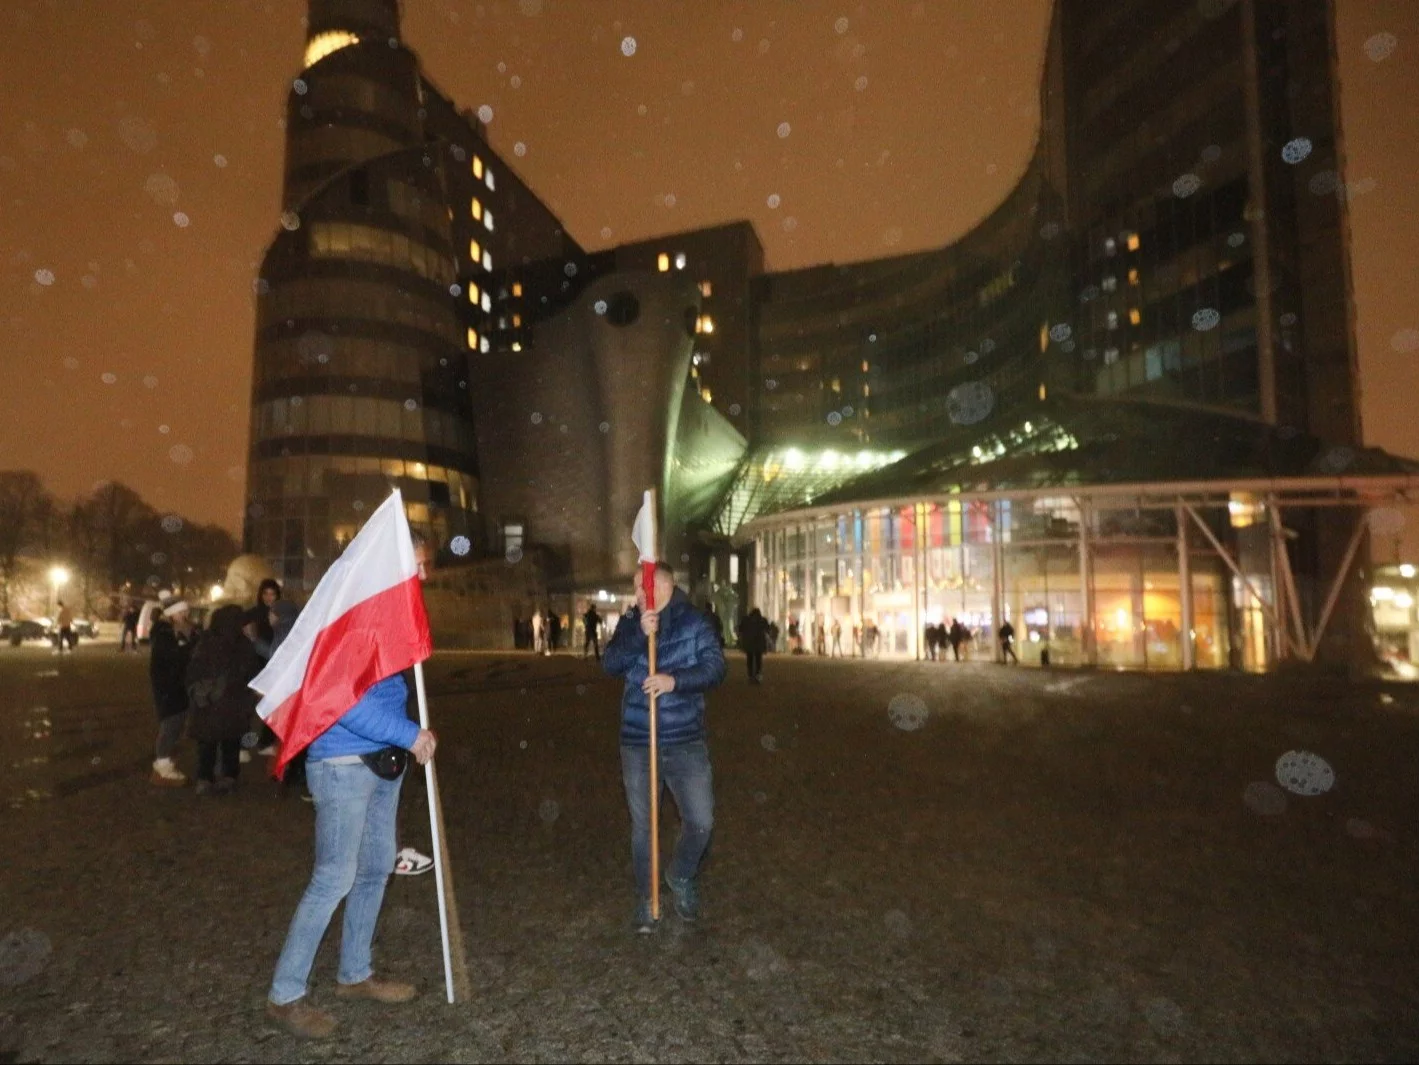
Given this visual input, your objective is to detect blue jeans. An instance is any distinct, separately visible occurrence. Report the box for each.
[620,740,714,898]
[269,759,403,1005]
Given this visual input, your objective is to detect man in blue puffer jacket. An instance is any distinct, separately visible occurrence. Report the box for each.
[604,562,727,932]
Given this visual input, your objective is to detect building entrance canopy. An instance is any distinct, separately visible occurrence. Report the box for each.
[723,398,1419,671]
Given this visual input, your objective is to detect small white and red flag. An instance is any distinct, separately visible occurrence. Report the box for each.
[630,490,658,610]
[249,490,432,777]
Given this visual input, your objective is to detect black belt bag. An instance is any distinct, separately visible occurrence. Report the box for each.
[361,746,409,780]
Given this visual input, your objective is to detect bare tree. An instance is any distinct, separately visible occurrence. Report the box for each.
[0,470,53,617]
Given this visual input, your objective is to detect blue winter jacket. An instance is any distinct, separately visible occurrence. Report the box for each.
[307,674,420,762]
[604,587,727,747]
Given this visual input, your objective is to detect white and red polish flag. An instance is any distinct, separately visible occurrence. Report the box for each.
[250,490,432,777]
[630,490,658,610]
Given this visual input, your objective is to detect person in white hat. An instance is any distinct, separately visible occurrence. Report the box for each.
[149,599,196,786]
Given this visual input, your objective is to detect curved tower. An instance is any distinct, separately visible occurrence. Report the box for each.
[245,0,482,593]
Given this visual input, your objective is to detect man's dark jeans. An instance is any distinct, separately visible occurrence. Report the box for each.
[745,650,763,679]
[620,740,714,898]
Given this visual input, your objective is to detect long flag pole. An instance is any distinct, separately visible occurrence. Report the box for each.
[414,660,471,1003]
[646,489,661,922]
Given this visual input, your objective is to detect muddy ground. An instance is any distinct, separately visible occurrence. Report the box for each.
[2,642,1418,1062]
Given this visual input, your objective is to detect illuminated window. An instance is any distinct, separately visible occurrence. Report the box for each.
[697,315,715,335]
[482,250,492,271]
[675,252,687,270]
[864,385,870,397]
[471,198,482,220]
[1126,232,1140,251]
[1101,275,1117,292]
[657,253,670,272]
[484,210,494,232]
[512,314,522,328]
[469,238,481,262]
[481,292,491,312]
[861,360,869,372]
[1104,237,1117,256]
[467,281,480,304]
[485,170,495,191]
[498,316,507,330]
[473,157,484,179]
[699,281,713,297]
[480,336,490,353]
[1107,311,1119,330]
[831,377,841,393]
[1039,383,1048,400]
[467,327,479,349]
[700,388,712,402]
[1128,307,1142,325]
[304,30,360,68]
[1128,268,1140,285]
[1039,323,1049,352]
[512,282,523,297]
[511,341,522,352]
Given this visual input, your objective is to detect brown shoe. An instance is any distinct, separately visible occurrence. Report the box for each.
[333,977,416,1004]
[266,997,336,1039]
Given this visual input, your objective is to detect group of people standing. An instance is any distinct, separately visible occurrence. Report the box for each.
[146,579,295,791]
[923,618,975,661]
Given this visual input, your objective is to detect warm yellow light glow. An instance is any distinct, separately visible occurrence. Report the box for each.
[473,157,484,179]
[49,566,69,587]
[699,280,713,297]
[1371,586,1396,601]
[1128,268,1140,285]
[304,30,360,69]
[783,448,805,471]
[469,238,481,261]
[1129,308,1142,325]
[512,282,523,297]
[511,341,523,352]
[700,388,712,402]
[1401,563,1417,579]
[471,198,483,220]
[657,253,670,272]
[700,315,715,335]
[1126,232,1141,251]
[467,327,479,349]
[1396,592,1416,610]
[210,584,224,601]
[1039,383,1047,400]
[512,314,522,327]
[467,282,480,304]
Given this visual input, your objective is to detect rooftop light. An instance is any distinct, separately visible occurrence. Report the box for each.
[304,30,360,69]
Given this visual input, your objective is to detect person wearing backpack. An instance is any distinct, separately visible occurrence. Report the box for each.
[187,604,263,795]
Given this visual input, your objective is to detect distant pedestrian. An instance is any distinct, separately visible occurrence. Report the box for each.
[739,607,769,683]
[582,603,603,660]
[999,619,1019,664]
[53,601,75,653]
[923,623,938,661]
[852,622,861,656]
[767,621,780,653]
[248,579,283,757]
[119,604,140,652]
[603,563,726,933]
[532,610,545,654]
[149,600,196,787]
[830,618,843,657]
[186,604,262,795]
[548,611,562,654]
[814,616,827,656]
[948,618,967,661]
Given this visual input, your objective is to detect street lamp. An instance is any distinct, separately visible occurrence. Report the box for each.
[210,584,224,602]
[48,566,69,617]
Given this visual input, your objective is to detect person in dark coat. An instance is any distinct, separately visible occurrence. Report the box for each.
[187,605,263,794]
[999,619,1019,664]
[582,603,603,660]
[547,611,562,653]
[738,608,769,683]
[604,563,726,932]
[149,600,196,786]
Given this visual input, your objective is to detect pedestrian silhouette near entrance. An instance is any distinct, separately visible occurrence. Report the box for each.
[999,619,1019,664]
[739,607,768,683]
[582,602,603,660]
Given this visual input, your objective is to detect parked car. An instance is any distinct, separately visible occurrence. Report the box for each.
[4,619,51,647]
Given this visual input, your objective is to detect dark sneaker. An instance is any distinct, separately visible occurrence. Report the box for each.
[632,898,657,934]
[664,874,701,922]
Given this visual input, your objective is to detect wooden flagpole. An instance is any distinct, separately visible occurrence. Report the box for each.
[646,488,661,922]
[414,661,472,1003]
